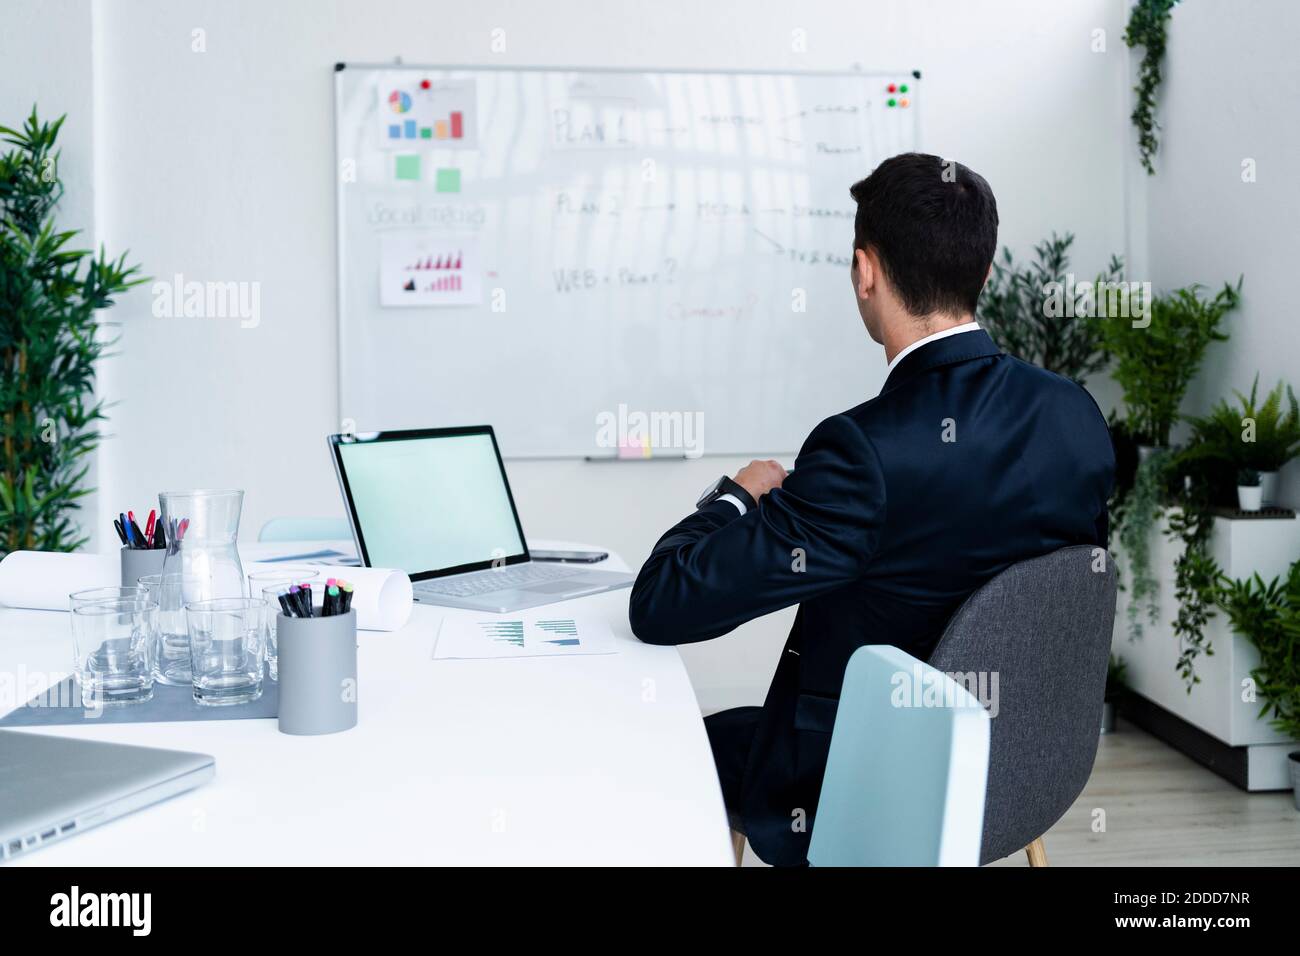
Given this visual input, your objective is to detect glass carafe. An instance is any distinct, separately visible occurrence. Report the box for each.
[155,490,247,686]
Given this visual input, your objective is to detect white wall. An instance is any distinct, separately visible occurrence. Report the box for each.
[7,0,1136,711]
[1146,0,1300,508]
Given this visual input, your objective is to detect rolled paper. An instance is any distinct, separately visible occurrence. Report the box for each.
[244,561,412,632]
[0,551,119,611]
[0,551,413,633]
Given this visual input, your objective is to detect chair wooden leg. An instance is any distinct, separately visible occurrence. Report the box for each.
[1025,837,1048,867]
[731,829,745,867]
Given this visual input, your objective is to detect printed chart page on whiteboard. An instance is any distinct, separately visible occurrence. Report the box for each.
[335,66,920,457]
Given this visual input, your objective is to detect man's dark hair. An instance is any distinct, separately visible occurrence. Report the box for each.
[850,153,998,317]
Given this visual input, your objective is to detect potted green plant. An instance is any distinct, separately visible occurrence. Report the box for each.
[1183,376,1300,507]
[1217,559,1300,810]
[1106,282,1238,652]
[1103,654,1127,734]
[1099,281,1240,450]
[977,232,1123,386]
[1236,469,1262,512]
[0,109,142,557]
[1237,378,1299,507]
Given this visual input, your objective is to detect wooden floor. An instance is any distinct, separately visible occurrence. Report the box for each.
[990,720,1300,866]
[741,720,1300,866]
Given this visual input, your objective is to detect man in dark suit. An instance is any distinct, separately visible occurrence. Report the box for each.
[628,153,1114,866]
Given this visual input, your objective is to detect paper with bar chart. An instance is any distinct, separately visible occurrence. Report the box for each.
[377,76,477,149]
[432,613,617,660]
[380,234,482,307]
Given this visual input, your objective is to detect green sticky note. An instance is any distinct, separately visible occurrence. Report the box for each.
[435,168,461,193]
[420,127,433,139]
[395,154,421,181]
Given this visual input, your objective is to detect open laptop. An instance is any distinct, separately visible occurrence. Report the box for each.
[328,426,634,613]
[0,730,214,862]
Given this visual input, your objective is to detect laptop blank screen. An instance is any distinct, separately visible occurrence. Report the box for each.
[337,432,526,576]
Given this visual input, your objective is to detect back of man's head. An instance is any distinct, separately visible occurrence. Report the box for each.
[850,153,999,318]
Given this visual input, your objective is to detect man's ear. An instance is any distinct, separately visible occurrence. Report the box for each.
[854,247,874,300]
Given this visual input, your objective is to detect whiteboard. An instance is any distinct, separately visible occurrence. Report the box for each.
[334,64,919,457]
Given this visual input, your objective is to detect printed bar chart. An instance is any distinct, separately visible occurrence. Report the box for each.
[478,620,525,648]
[537,619,580,646]
[378,78,477,149]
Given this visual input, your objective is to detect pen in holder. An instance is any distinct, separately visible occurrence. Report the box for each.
[120,545,167,587]
[276,608,358,736]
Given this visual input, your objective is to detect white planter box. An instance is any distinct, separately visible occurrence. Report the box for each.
[1114,511,1300,789]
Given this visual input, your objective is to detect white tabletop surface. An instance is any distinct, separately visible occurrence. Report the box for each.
[0,540,733,866]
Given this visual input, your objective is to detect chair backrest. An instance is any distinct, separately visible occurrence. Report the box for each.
[808,644,991,866]
[257,517,352,543]
[927,545,1116,865]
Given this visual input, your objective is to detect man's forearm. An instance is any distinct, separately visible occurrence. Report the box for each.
[628,501,743,646]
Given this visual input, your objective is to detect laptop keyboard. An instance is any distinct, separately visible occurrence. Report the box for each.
[414,562,583,597]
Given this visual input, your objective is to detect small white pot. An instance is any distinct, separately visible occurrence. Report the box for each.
[1237,485,1263,511]
[1259,471,1279,507]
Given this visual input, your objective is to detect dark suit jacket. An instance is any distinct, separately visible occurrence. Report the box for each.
[628,329,1114,866]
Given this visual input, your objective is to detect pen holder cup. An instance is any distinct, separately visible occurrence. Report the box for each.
[276,609,358,736]
[120,546,167,586]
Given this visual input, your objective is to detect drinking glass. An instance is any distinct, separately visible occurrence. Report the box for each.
[154,572,208,686]
[71,598,158,708]
[157,489,247,686]
[248,568,320,681]
[70,586,150,611]
[185,597,265,706]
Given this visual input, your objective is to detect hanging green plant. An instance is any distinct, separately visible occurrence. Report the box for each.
[1114,447,1170,641]
[1165,473,1219,690]
[1124,0,1180,175]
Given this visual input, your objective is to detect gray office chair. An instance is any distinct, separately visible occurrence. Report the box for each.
[926,544,1117,866]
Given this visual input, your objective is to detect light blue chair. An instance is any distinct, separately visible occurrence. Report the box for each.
[257,517,352,543]
[807,644,991,867]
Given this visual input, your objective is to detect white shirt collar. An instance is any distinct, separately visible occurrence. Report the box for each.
[886,322,982,375]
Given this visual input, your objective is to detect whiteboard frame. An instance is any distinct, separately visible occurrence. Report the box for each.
[333,62,922,459]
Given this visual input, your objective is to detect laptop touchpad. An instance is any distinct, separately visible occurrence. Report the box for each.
[524,579,591,593]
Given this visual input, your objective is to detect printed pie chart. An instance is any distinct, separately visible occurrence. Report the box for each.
[388,90,411,114]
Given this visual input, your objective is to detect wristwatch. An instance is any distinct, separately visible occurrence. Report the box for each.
[696,475,757,513]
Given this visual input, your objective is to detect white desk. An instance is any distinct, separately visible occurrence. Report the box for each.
[0,541,733,865]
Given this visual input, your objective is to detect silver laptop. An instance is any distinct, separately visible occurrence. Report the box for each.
[328,426,634,613]
[0,730,214,862]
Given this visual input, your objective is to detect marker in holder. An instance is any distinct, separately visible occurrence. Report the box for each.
[276,607,358,736]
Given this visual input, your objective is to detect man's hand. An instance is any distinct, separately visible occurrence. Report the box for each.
[733,459,787,503]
